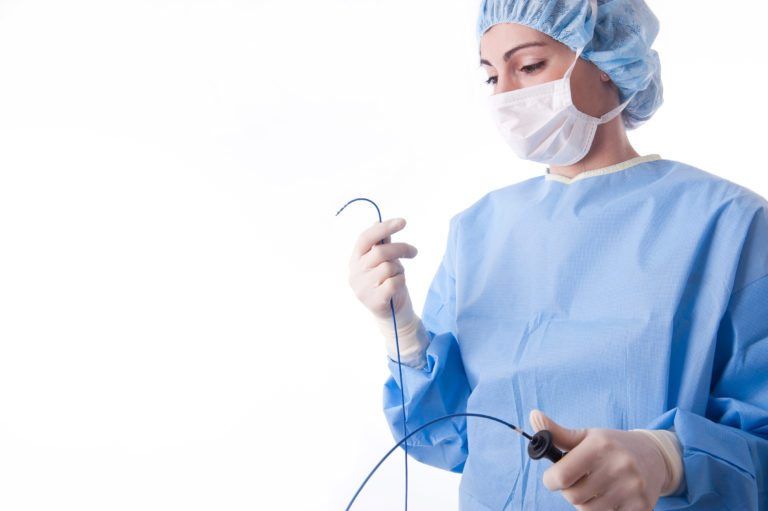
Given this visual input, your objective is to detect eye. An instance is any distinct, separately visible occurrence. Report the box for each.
[520,61,546,74]
[484,76,498,85]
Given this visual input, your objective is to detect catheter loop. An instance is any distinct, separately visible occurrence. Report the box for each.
[344,412,530,511]
[336,198,538,511]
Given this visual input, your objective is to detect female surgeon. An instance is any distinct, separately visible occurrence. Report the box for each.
[346,0,768,509]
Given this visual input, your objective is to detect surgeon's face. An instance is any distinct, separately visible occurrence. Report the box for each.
[479,23,618,119]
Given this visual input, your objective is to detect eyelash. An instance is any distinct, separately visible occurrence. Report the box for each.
[485,61,546,85]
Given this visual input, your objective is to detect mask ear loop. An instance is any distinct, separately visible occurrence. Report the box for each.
[597,90,637,124]
[566,0,597,81]
[563,46,584,82]
[583,0,634,125]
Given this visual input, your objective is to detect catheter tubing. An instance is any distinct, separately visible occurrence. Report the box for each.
[345,412,530,511]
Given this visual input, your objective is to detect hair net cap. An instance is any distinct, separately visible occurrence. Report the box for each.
[476,0,663,129]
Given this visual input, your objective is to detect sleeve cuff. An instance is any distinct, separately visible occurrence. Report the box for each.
[632,428,684,497]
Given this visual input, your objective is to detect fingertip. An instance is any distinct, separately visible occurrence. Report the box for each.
[529,409,547,432]
[541,469,558,492]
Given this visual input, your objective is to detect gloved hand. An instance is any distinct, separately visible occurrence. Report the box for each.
[530,409,682,511]
[348,217,428,367]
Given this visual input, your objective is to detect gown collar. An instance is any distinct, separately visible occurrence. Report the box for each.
[545,154,661,184]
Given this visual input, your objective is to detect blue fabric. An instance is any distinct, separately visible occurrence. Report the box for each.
[476,0,663,130]
[382,158,768,510]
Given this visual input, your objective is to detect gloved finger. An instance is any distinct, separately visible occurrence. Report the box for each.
[529,410,587,451]
[376,273,406,305]
[560,464,612,507]
[571,482,627,511]
[529,409,547,432]
[372,260,405,286]
[353,218,406,258]
[541,434,602,491]
[361,242,418,270]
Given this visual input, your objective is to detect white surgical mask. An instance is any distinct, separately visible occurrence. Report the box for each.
[486,46,633,166]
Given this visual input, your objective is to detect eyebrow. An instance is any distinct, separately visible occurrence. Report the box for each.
[479,41,547,66]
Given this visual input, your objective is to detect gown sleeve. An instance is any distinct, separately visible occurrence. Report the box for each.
[651,203,768,510]
[381,214,472,473]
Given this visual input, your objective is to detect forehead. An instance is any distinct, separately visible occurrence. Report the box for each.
[479,23,557,57]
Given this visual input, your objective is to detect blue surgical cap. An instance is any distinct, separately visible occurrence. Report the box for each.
[476,0,662,129]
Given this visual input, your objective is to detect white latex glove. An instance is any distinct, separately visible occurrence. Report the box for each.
[530,409,682,510]
[348,217,418,321]
[373,305,430,369]
[348,217,426,365]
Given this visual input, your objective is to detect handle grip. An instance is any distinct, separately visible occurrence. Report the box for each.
[527,430,566,463]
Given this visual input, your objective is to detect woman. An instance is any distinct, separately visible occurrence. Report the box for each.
[347,0,767,509]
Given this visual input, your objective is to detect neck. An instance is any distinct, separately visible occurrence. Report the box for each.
[548,117,640,179]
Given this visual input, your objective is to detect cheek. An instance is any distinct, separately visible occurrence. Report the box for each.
[570,81,596,114]
[569,65,612,117]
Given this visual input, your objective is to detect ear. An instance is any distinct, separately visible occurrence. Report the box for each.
[600,72,611,83]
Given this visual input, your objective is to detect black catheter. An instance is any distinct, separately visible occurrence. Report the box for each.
[336,198,565,511]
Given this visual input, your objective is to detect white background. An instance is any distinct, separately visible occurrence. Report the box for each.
[0,1,766,510]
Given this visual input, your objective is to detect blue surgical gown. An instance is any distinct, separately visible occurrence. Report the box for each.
[383,157,768,510]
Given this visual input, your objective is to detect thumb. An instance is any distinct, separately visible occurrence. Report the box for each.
[529,409,587,451]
